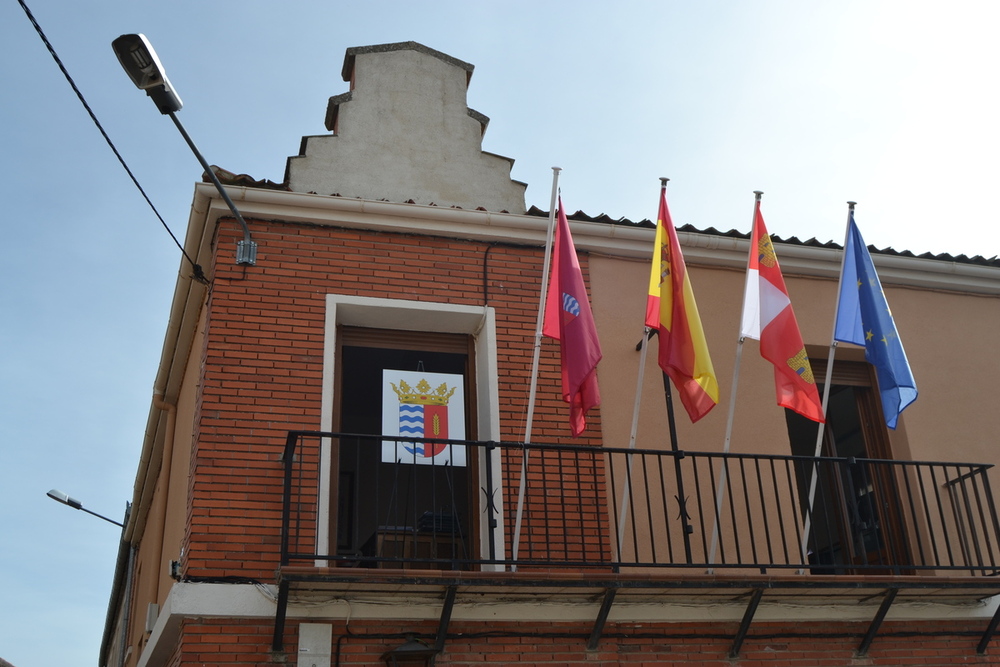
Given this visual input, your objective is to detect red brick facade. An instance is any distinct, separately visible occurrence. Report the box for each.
[183,218,603,579]
[170,617,999,666]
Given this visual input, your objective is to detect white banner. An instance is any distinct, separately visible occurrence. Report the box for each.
[381,369,466,466]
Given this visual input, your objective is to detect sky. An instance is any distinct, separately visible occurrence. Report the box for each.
[2,1,999,665]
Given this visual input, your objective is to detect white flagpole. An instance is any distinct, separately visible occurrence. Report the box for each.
[617,327,651,559]
[797,200,855,572]
[706,339,745,569]
[627,330,652,451]
[707,191,760,569]
[616,177,667,559]
[511,166,561,568]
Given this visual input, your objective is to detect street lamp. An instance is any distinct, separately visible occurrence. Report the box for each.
[47,489,124,528]
[111,33,258,266]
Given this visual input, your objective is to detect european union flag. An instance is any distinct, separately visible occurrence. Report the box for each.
[834,213,917,428]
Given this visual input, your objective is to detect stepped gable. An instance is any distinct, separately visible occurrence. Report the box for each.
[283,41,527,214]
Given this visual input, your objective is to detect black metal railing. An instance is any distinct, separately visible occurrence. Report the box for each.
[279,431,1000,575]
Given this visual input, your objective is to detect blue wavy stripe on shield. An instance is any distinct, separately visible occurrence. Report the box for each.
[562,292,580,317]
[398,404,424,437]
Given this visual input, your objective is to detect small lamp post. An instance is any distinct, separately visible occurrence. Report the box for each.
[111,33,257,266]
[380,636,439,666]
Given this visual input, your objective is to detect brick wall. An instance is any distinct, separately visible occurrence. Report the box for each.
[183,218,604,578]
[172,618,286,666]
[174,617,1000,666]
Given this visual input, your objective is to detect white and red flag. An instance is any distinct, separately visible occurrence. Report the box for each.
[740,200,824,423]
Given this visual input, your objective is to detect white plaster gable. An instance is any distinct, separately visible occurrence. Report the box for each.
[285,42,527,214]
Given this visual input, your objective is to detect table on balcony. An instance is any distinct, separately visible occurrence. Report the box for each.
[363,527,466,569]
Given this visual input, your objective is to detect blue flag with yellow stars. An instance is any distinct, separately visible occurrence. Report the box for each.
[834,213,917,428]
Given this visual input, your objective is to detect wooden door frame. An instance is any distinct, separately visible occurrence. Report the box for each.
[318,295,504,568]
[809,354,912,572]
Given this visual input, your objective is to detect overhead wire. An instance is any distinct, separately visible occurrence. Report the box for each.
[16,0,208,284]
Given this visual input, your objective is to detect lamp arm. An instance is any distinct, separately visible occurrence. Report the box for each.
[168,111,257,265]
[80,506,125,528]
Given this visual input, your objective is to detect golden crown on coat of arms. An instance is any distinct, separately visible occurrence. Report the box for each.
[391,379,456,406]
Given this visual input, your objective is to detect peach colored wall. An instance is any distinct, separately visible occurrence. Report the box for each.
[591,247,1000,572]
[879,285,1000,466]
[589,249,1000,470]
[162,307,202,594]
[125,306,203,667]
[589,254,798,457]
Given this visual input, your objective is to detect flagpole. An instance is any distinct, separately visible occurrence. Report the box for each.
[627,330,652,451]
[797,200,855,572]
[511,166,561,568]
[618,325,651,559]
[660,368,695,562]
[616,177,669,557]
[707,190,761,569]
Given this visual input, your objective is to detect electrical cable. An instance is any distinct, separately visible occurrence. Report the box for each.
[16,0,208,284]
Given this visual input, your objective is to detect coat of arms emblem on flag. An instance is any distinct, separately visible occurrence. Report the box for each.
[381,369,466,466]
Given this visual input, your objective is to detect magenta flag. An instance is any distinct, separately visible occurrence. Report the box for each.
[543,199,602,436]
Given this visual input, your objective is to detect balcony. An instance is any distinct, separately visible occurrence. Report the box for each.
[272,431,1000,655]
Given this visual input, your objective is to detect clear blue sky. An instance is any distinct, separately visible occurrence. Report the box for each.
[3,1,999,665]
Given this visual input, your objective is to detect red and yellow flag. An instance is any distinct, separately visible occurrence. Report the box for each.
[645,189,718,422]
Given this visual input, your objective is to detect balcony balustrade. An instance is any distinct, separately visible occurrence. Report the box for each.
[278,431,1000,576]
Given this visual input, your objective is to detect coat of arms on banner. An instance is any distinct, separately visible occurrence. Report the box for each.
[382,369,466,466]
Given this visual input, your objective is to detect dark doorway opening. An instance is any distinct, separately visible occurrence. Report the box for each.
[333,328,476,569]
[786,359,910,573]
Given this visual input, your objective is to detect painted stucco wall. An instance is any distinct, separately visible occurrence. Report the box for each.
[285,43,527,213]
[124,305,203,666]
[588,248,1000,469]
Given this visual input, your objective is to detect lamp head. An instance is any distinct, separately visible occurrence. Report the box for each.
[47,489,82,510]
[112,34,183,114]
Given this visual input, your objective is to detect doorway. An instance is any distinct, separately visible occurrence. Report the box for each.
[332,327,476,568]
[786,358,910,573]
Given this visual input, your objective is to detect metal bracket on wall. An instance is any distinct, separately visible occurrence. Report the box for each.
[729,588,764,658]
[271,580,291,653]
[978,597,1000,655]
[434,586,458,653]
[857,587,898,656]
[587,588,618,651]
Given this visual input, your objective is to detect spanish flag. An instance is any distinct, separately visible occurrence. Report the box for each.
[645,188,719,422]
